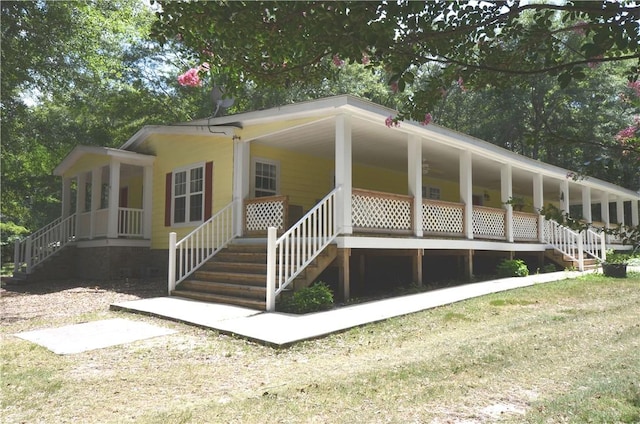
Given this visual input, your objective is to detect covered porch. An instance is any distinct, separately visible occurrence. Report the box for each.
[14,146,155,275]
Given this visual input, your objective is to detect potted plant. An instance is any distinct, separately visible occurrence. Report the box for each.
[504,196,526,212]
[602,250,629,278]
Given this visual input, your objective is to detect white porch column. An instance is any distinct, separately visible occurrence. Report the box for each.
[501,163,513,242]
[233,137,251,236]
[76,173,86,237]
[107,160,121,238]
[142,165,153,239]
[533,173,544,242]
[616,198,624,226]
[89,168,102,239]
[582,186,592,222]
[560,179,570,213]
[600,192,610,243]
[61,177,72,218]
[335,114,353,235]
[632,199,639,226]
[459,150,473,239]
[407,134,423,237]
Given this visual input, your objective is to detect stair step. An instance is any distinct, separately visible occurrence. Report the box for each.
[200,261,267,274]
[179,280,266,299]
[192,270,266,285]
[171,289,266,310]
[225,243,267,253]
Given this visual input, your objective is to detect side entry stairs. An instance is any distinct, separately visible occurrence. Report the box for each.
[171,239,338,310]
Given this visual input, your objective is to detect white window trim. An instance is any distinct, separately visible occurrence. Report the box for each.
[251,157,280,198]
[172,162,205,227]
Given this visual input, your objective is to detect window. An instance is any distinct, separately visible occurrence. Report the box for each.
[253,159,279,198]
[422,186,441,200]
[173,164,204,224]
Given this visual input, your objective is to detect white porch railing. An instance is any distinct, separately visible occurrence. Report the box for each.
[472,206,506,240]
[352,188,413,233]
[513,212,539,241]
[244,195,288,234]
[266,188,339,311]
[14,214,76,274]
[422,199,464,236]
[118,207,144,237]
[582,227,606,261]
[168,201,236,293]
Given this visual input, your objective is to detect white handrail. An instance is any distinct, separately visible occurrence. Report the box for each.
[582,227,606,261]
[14,214,76,273]
[168,201,237,293]
[266,187,340,311]
[543,219,585,271]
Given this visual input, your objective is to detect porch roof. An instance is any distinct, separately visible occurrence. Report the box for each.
[54,145,155,176]
[120,95,638,201]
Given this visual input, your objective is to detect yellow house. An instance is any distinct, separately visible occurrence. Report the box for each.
[14,95,640,310]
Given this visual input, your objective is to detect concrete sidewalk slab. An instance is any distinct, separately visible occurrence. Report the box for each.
[113,270,588,347]
[15,318,177,355]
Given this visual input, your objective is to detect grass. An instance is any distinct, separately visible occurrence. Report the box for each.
[2,273,640,423]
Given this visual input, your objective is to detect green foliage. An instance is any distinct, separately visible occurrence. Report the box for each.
[152,2,640,123]
[496,259,529,278]
[278,282,334,314]
[0,222,28,263]
[604,250,630,265]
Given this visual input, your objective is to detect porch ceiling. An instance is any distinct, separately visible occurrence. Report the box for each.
[251,116,543,195]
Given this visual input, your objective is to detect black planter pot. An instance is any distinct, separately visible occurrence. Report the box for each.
[602,263,628,278]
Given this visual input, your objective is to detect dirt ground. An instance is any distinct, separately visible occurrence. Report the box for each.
[0,277,166,325]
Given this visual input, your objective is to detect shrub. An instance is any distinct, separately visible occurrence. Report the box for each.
[278,282,334,314]
[496,259,529,278]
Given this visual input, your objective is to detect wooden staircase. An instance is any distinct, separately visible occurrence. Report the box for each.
[545,249,600,271]
[171,239,338,310]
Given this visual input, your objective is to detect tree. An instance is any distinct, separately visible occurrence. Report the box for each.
[1,1,208,230]
[151,1,640,164]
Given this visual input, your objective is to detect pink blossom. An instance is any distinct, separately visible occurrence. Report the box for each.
[332,54,344,67]
[457,77,467,92]
[390,81,399,93]
[421,113,433,126]
[615,125,638,143]
[361,54,370,65]
[177,68,202,87]
[628,80,640,97]
[385,115,399,128]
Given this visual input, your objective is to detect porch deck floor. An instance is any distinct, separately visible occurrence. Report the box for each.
[112,269,605,347]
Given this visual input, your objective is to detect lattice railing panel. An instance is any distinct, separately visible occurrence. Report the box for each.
[513,212,538,240]
[422,200,464,234]
[352,189,413,231]
[472,206,505,239]
[244,196,287,233]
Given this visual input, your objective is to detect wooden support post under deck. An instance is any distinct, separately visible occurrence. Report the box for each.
[412,249,423,287]
[338,248,351,301]
[464,250,473,281]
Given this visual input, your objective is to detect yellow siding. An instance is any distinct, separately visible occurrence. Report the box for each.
[250,144,334,210]
[122,175,143,209]
[62,154,111,178]
[353,164,407,194]
[144,133,234,249]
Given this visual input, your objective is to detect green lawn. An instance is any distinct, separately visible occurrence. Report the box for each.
[2,273,639,423]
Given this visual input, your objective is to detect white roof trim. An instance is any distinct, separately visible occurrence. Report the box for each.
[54,146,155,176]
[119,124,236,150]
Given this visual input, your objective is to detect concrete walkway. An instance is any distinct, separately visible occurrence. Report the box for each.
[112,270,601,347]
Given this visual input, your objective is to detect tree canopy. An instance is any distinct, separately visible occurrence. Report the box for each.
[152,1,639,117]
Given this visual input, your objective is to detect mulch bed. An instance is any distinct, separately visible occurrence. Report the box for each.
[0,277,166,324]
